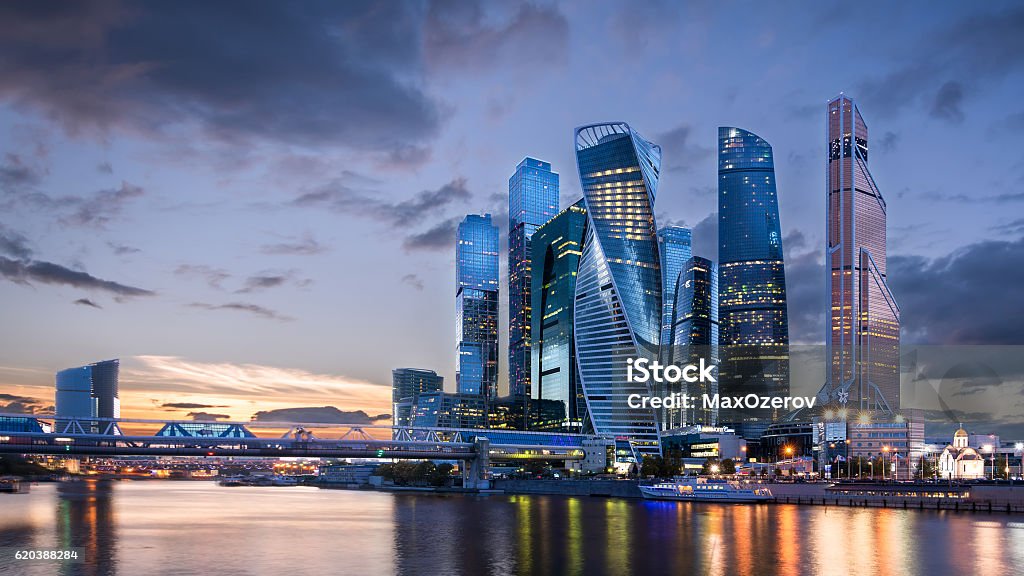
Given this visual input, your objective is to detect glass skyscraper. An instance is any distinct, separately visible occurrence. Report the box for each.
[822,95,900,412]
[530,199,587,432]
[391,368,444,427]
[669,256,719,428]
[456,214,499,399]
[573,122,663,457]
[717,127,790,426]
[508,158,560,401]
[55,358,120,433]
[657,226,692,361]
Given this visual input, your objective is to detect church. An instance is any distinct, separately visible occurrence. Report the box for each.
[938,428,985,480]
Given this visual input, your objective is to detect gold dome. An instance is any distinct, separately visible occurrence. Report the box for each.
[954,428,968,438]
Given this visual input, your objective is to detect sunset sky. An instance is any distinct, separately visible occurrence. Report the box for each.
[1,1,1023,427]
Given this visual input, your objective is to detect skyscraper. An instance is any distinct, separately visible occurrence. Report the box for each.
[822,95,900,412]
[508,158,560,400]
[717,127,790,429]
[456,214,500,399]
[657,226,692,360]
[55,359,120,433]
[573,122,663,457]
[670,256,719,428]
[531,199,587,432]
[391,368,443,427]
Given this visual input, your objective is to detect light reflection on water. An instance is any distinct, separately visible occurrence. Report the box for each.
[1,480,1022,576]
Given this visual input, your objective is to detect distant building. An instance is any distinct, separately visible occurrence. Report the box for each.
[657,226,692,362]
[55,359,120,433]
[669,256,719,428]
[530,199,588,432]
[391,368,443,427]
[573,122,663,458]
[487,396,567,431]
[411,392,487,429]
[661,425,747,461]
[939,428,985,480]
[456,214,500,399]
[508,157,560,401]
[820,95,900,413]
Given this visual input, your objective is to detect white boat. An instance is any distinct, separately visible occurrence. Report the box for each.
[639,477,773,503]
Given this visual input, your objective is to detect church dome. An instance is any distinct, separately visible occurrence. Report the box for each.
[954,428,968,438]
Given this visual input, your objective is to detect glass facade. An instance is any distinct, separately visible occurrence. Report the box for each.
[391,368,444,427]
[55,359,120,432]
[410,392,488,429]
[657,226,692,361]
[530,199,588,432]
[823,96,900,412]
[670,256,719,427]
[573,122,663,456]
[508,158,560,400]
[717,127,790,427]
[456,215,499,398]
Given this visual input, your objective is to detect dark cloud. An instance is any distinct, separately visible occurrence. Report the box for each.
[992,218,1024,236]
[424,0,569,72]
[0,394,52,415]
[930,81,965,123]
[188,411,230,421]
[251,406,379,424]
[73,297,102,309]
[783,250,825,344]
[60,181,144,227]
[235,270,310,294]
[96,161,113,174]
[108,242,140,255]
[0,225,33,259]
[402,217,460,252]
[259,235,326,256]
[401,273,425,291]
[0,153,44,192]
[189,301,291,321]
[689,213,717,262]
[878,131,900,153]
[163,402,226,409]
[889,236,1024,344]
[175,264,230,289]
[657,124,714,173]
[0,255,154,297]
[0,1,441,153]
[294,178,472,228]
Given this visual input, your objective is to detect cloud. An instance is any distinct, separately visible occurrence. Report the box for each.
[878,131,899,153]
[188,411,230,421]
[689,213,717,261]
[108,242,141,255]
[251,406,383,425]
[293,177,472,228]
[0,225,33,259]
[889,236,1024,344]
[401,273,425,291]
[402,217,460,252]
[162,402,226,409]
[259,234,326,256]
[235,270,311,294]
[0,393,52,415]
[73,297,102,309]
[96,161,113,174]
[188,301,292,322]
[0,2,442,153]
[0,255,154,297]
[0,153,44,192]
[60,181,144,227]
[424,1,569,73]
[657,124,714,173]
[782,249,824,344]
[174,264,230,289]
[930,81,965,123]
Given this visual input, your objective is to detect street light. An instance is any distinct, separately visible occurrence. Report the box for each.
[882,446,889,481]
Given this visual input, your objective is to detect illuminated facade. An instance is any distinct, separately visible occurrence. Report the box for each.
[657,226,692,360]
[822,95,900,413]
[669,256,719,427]
[508,158,560,400]
[55,359,120,433]
[717,127,790,426]
[573,122,663,456]
[531,199,587,432]
[456,214,499,399]
[391,368,444,427]
[410,392,487,429]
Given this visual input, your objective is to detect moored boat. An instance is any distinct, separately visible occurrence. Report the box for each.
[640,477,772,503]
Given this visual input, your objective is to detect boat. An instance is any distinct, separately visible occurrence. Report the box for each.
[217,476,246,487]
[639,477,773,503]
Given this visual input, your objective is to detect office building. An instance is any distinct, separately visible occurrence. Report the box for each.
[821,95,900,413]
[657,226,692,362]
[669,256,719,428]
[508,158,560,400]
[456,214,500,399]
[391,368,443,427]
[55,359,120,433]
[410,392,487,429]
[573,122,663,457]
[530,199,588,432]
[717,127,790,428]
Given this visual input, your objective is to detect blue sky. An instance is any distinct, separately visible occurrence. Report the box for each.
[1,1,1023,423]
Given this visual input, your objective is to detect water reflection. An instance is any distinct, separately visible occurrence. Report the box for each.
[1,482,1023,576]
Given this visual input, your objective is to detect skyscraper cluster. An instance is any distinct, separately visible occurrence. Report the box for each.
[394,93,899,458]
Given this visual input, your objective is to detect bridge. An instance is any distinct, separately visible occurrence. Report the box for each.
[0,413,606,488]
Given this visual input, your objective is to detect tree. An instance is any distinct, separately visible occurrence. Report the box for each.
[719,458,736,475]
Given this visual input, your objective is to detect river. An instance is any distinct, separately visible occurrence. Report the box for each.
[1,480,1022,575]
